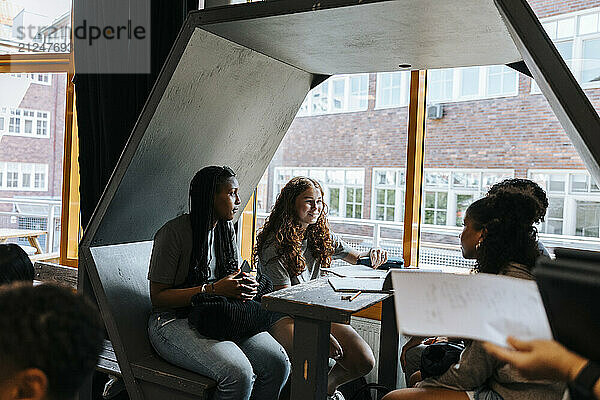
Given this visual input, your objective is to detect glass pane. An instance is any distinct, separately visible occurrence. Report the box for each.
[346,204,353,218]
[438,192,448,208]
[460,67,480,97]
[0,73,67,255]
[548,174,566,192]
[356,189,363,203]
[332,79,345,111]
[386,189,396,206]
[556,18,575,38]
[376,170,395,185]
[424,210,434,224]
[579,13,598,35]
[329,188,340,216]
[571,174,588,192]
[425,192,435,208]
[547,219,563,235]
[355,205,362,218]
[548,197,564,219]
[327,170,344,184]
[386,207,395,221]
[456,194,474,226]
[377,189,385,204]
[555,41,574,67]
[346,188,354,203]
[576,201,600,237]
[376,206,385,220]
[582,38,600,84]
[436,211,447,225]
[0,1,71,55]
[346,170,363,185]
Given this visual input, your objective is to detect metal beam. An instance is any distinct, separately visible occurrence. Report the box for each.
[495,0,600,187]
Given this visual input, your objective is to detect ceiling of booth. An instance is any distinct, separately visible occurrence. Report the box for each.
[203,0,522,74]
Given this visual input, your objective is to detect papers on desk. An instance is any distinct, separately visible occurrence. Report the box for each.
[390,270,553,347]
[328,277,387,292]
[325,265,388,278]
[326,265,389,292]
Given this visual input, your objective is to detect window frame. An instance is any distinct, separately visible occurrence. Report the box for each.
[0,2,78,266]
[296,74,370,117]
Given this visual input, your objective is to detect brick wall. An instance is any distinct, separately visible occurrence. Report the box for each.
[0,73,66,199]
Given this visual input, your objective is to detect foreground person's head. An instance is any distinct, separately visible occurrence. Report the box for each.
[0,284,103,400]
[460,190,544,274]
[0,244,34,285]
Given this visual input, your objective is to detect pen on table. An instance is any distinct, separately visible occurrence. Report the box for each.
[349,291,362,302]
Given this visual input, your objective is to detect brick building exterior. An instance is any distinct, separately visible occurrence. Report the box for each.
[261,0,600,247]
[0,73,66,200]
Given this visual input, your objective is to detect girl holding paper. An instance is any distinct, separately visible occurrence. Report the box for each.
[383,188,566,400]
[254,176,387,400]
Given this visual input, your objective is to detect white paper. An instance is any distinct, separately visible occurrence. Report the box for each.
[390,271,553,346]
[325,265,388,278]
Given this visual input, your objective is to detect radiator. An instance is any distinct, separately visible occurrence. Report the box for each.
[350,317,407,388]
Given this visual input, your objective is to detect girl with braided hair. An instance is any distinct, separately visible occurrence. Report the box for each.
[383,186,566,400]
[255,176,388,400]
[148,166,290,400]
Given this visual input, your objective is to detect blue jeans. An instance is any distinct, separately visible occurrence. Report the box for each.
[148,312,290,400]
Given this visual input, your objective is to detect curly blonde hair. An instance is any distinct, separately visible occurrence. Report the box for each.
[253,177,334,277]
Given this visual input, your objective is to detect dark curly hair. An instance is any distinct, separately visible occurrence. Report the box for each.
[0,283,104,399]
[466,190,544,274]
[0,243,34,284]
[487,178,548,224]
[253,177,334,277]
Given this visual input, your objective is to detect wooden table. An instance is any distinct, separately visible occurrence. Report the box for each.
[262,277,399,400]
[0,228,46,254]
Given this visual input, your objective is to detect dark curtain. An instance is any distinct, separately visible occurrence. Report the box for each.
[75,0,197,229]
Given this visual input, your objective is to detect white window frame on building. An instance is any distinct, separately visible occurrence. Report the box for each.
[375,71,410,109]
[272,167,365,219]
[529,169,600,237]
[371,168,405,222]
[427,65,519,103]
[0,162,48,192]
[296,74,369,117]
[1,107,51,138]
[422,168,514,227]
[532,7,600,92]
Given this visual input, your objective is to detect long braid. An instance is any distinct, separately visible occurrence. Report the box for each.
[188,166,237,285]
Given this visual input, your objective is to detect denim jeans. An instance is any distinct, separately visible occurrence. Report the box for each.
[148,312,290,400]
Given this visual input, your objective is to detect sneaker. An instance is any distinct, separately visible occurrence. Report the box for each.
[327,390,345,400]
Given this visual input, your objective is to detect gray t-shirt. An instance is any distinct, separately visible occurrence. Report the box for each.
[147,214,237,288]
[257,232,353,286]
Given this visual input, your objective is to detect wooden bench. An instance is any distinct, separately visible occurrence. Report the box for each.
[80,241,216,400]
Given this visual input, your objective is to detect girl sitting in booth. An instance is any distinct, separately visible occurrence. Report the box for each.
[255,176,388,400]
[382,187,566,400]
[147,166,290,400]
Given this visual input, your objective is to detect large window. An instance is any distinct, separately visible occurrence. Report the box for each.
[428,65,519,103]
[1,106,51,138]
[297,74,369,116]
[530,170,600,237]
[372,169,405,222]
[272,167,365,219]
[375,71,410,109]
[422,169,513,227]
[536,7,600,88]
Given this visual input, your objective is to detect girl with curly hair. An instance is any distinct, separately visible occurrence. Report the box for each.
[383,186,566,400]
[254,176,388,400]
